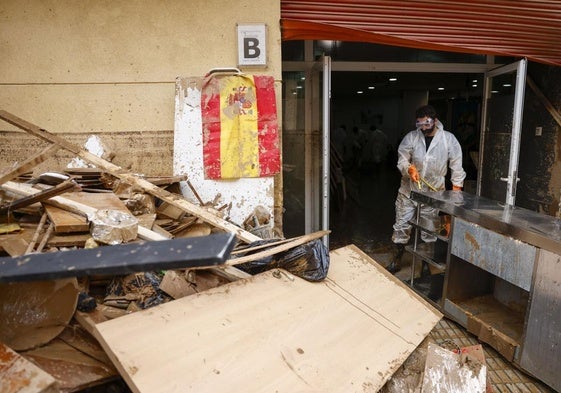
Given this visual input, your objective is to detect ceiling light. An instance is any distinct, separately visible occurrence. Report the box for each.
[472,79,478,83]
[301,77,306,81]
[389,77,397,82]
[357,91,364,94]
[491,90,499,93]
[296,86,303,89]
[503,83,512,87]
[438,87,445,91]
[368,86,375,90]
[472,84,478,88]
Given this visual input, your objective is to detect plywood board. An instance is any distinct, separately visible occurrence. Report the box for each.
[44,191,130,233]
[95,245,442,393]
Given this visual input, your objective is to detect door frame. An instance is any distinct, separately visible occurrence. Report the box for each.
[477,58,527,206]
[283,45,502,239]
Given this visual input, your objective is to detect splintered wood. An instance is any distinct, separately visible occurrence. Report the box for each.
[93,245,441,393]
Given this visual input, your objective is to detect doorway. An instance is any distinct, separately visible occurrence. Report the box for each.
[281,41,513,258]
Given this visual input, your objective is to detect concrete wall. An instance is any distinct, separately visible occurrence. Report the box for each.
[0,0,283,227]
[0,0,281,163]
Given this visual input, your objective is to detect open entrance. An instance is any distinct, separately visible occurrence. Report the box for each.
[281,41,521,259]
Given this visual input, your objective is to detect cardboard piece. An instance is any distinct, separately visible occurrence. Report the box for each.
[93,245,441,393]
[422,342,487,393]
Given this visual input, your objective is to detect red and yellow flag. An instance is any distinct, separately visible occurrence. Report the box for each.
[201,73,280,179]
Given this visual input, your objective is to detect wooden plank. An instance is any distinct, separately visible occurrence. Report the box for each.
[0,341,59,393]
[2,181,167,241]
[93,245,442,393]
[0,143,61,186]
[0,233,236,282]
[0,179,78,215]
[0,110,260,243]
[0,237,29,256]
[47,233,91,247]
[44,191,130,234]
[225,230,329,265]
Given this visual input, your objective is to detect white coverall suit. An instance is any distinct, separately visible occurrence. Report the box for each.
[392,120,466,244]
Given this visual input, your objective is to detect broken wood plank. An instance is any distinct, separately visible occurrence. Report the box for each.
[225,230,329,265]
[25,212,48,254]
[92,245,442,393]
[0,233,236,282]
[0,143,61,186]
[0,341,59,393]
[0,110,260,243]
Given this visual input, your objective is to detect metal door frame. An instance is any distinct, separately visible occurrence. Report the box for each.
[477,58,527,206]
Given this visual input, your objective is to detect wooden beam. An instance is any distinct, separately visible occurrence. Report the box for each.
[2,181,167,242]
[527,76,561,128]
[0,143,61,185]
[226,230,329,265]
[0,110,260,243]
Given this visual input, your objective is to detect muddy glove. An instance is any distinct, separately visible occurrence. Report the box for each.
[452,185,462,191]
[408,164,420,183]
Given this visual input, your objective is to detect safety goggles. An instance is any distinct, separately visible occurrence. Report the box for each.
[416,118,434,128]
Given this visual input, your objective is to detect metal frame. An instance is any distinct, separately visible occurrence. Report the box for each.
[476,58,527,206]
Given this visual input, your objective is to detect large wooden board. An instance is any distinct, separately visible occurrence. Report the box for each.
[44,191,130,233]
[94,245,442,393]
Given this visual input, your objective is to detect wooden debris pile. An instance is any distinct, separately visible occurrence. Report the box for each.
[0,110,329,392]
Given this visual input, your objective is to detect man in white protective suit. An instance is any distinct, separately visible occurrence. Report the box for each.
[387,105,466,273]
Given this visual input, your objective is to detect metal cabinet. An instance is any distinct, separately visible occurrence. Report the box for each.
[408,190,561,392]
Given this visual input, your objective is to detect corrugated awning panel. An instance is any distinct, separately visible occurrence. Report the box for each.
[281,0,561,65]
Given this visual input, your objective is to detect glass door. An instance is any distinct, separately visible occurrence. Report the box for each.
[477,59,527,206]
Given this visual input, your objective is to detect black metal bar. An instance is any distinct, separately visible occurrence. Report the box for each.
[0,233,236,282]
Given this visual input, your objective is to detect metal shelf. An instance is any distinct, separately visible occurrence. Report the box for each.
[405,242,447,271]
[407,220,450,242]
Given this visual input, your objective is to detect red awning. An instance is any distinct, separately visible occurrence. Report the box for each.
[281,1,561,66]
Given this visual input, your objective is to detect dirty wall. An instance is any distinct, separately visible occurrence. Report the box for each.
[517,63,561,216]
[0,0,283,227]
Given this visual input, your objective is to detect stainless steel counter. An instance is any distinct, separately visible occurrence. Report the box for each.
[410,190,561,255]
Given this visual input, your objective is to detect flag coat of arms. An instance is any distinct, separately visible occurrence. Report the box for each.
[201,73,281,179]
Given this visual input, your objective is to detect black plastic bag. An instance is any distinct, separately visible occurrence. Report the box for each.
[235,238,330,282]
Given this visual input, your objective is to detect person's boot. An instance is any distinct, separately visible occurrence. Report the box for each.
[387,244,405,273]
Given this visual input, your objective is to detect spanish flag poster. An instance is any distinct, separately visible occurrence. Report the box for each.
[201,73,280,179]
